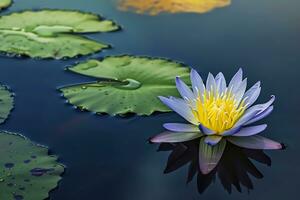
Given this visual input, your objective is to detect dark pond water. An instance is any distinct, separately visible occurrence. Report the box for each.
[0,0,299,199]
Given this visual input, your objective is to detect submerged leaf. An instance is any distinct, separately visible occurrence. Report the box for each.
[0,131,64,200]
[0,84,14,124]
[0,10,120,59]
[60,56,191,116]
[0,0,11,10]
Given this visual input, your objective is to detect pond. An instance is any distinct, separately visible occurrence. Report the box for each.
[0,0,299,199]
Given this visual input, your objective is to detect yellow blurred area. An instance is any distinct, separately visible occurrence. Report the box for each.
[118,0,231,15]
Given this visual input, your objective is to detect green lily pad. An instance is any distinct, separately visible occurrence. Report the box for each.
[60,56,191,116]
[0,84,14,124]
[0,131,64,200]
[0,0,11,10]
[0,10,120,59]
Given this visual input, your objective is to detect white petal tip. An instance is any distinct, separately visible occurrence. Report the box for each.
[158,96,165,100]
[158,96,169,104]
[149,137,158,143]
[175,76,180,79]
[273,143,284,150]
[200,165,216,175]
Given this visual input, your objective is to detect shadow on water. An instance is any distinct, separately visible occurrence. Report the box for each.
[158,140,272,194]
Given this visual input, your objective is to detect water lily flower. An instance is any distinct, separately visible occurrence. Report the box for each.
[150,69,282,174]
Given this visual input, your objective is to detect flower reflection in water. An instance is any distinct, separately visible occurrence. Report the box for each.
[157,140,277,193]
[118,0,231,15]
[151,69,282,175]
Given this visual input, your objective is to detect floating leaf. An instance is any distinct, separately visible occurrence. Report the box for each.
[118,0,231,15]
[0,10,120,59]
[0,84,14,124]
[0,131,64,200]
[60,56,191,116]
[0,0,11,10]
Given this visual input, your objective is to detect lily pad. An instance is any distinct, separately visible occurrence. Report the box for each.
[0,10,120,59]
[0,84,14,124]
[0,0,11,10]
[118,0,231,15]
[60,56,191,116]
[0,131,64,200]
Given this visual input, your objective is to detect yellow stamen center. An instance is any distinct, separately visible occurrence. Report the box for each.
[192,89,246,134]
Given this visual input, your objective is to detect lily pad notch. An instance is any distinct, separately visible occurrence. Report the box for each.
[0,10,120,59]
[0,84,14,124]
[59,55,191,116]
[0,131,65,200]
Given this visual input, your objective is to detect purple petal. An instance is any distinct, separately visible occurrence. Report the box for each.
[227,135,282,150]
[199,124,216,135]
[190,69,205,98]
[175,77,194,100]
[233,124,267,137]
[221,126,242,136]
[215,72,227,94]
[234,78,247,105]
[245,106,274,125]
[206,73,217,95]
[163,123,200,133]
[204,135,223,146]
[255,95,275,115]
[234,108,260,127]
[199,137,226,174]
[234,95,275,127]
[159,96,198,125]
[228,68,243,93]
[243,81,261,108]
[150,131,201,143]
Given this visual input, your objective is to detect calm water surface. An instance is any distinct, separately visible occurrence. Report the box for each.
[0,0,299,199]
